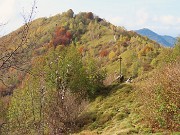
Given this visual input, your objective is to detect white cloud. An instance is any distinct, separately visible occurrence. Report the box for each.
[160,15,174,25]
[152,16,158,22]
[0,0,16,22]
[107,9,150,28]
[157,15,180,25]
[136,9,149,25]
[109,16,124,25]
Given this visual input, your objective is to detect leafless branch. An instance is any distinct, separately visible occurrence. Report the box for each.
[0,0,37,70]
[0,0,37,88]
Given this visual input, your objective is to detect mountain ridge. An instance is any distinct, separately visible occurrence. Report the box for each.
[135,28,176,47]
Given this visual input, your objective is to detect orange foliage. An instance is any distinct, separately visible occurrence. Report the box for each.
[78,46,84,54]
[0,84,6,92]
[66,31,72,39]
[99,49,109,57]
[138,46,153,58]
[8,67,16,73]
[144,46,153,53]
[53,27,72,47]
[18,73,23,81]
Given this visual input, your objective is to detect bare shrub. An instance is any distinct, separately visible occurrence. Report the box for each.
[138,60,180,131]
[104,72,119,86]
[46,90,88,134]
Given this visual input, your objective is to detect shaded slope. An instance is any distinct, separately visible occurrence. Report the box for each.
[163,35,177,46]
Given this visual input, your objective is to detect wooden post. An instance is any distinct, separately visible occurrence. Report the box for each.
[119,56,122,75]
[119,56,123,83]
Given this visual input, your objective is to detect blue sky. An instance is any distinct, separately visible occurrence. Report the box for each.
[0,0,180,37]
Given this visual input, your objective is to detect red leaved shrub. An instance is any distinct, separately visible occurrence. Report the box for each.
[53,27,72,47]
[99,50,109,57]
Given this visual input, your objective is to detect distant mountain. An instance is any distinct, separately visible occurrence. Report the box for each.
[135,28,176,47]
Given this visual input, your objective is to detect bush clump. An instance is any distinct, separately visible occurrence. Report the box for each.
[139,60,180,131]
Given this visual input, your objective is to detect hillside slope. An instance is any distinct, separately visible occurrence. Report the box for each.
[75,84,143,135]
[0,10,163,92]
[74,82,180,135]
[1,10,179,135]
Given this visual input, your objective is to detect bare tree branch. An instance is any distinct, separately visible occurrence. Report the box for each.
[0,0,37,70]
[0,0,37,88]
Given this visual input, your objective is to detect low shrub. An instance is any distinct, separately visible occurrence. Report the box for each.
[139,60,180,131]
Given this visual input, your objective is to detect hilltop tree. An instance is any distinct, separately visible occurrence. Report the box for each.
[85,12,94,20]
[66,9,74,18]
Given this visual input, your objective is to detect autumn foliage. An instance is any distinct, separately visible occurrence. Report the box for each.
[53,27,72,47]
[139,60,180,131]
[78,46,84,54]
[99,49,109,57]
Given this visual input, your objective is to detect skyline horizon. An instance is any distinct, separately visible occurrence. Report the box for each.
[0,0,180,37]
[0,10,178,38]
